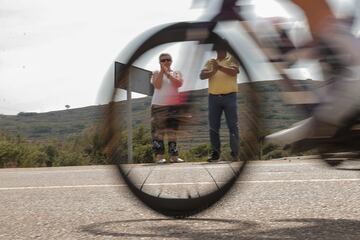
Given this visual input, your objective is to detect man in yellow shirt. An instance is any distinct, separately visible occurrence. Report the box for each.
[200,42,240,161]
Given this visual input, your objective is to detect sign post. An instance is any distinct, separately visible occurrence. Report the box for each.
[114,62,153,164]
[127,71,133,163]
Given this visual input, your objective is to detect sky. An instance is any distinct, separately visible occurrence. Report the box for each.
[0,0,358,115]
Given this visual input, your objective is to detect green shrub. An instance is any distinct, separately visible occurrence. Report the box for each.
[133,143,153,163]
[0,141,21,167]
[264,149,288,160]
[54,151,90,166]
[189,144,211,158]
[41,144,58,167]
[19,150,49,167]
[262,143,278,155]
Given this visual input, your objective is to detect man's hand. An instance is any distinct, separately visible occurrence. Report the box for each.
[209,59,219,71]
[199,59,219,80]
[160,63,169,73]
[217,64,239,76]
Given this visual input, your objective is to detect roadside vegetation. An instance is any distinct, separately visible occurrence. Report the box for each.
[0,80,319,168]
[0,123,313,168]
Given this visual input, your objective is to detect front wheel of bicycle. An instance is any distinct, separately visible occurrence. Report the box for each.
[101,21,261,218]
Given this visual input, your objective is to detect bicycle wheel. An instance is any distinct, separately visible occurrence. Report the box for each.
[100,21,260,218]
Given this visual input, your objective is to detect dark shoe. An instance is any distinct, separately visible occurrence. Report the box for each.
[231,152,239,161]
[207,152,220,162]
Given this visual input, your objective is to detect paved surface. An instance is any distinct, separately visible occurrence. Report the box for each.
[0,158,360,239]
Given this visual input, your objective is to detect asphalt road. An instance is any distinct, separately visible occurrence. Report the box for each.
[0,158,360,239]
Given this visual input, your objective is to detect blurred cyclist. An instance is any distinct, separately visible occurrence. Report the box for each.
[265,0,360,146]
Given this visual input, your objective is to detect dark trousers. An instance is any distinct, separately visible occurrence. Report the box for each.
[208,93,239,157]
[151,105,179,156]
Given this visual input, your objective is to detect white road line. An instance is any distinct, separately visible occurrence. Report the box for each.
[0,169,113,174]
[0,184,125,190]
[0,161,323,174]
[1,178,360,191]
[240,178,360,183]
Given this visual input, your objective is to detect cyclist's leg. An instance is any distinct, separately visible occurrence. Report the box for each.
[291,0,335,37]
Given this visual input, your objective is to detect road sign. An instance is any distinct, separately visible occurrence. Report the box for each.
[114,62,153,96]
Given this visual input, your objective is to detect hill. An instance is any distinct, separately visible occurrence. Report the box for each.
[0,79,318,144]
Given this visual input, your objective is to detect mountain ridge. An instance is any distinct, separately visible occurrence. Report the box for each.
[0,79,318,142]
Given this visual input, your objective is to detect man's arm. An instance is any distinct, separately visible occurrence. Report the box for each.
[217,64,239,76]
[166,71,183,88]
[152,70,163,89]
[200,60,218,80]
[218,55,240,76]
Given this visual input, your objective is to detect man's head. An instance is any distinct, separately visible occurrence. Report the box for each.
[159,53,172,68]
[212,39,228,59]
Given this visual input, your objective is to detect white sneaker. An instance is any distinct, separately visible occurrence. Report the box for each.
[157,158,167,164]
[265,118,314,147]
[264,117,337,147]
[170,157,184,163]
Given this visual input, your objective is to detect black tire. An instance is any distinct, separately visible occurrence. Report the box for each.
[325,160,344,167]
[103,21,260,218]
[318,120,360,168]
[321,151,345,167]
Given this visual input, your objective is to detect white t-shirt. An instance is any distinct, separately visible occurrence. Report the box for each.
[151,70,182,106]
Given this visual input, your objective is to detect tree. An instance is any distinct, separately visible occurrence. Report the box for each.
[65,105,70,110]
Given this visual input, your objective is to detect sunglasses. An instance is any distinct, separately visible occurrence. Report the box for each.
[160,58,172,62]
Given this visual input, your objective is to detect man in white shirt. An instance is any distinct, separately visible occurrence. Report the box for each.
[151,53,185,163]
